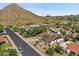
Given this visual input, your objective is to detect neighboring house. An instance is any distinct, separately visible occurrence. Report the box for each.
[37,32,64,46]
[65,43,79,56]
[48,28,61,34]
[41,24,52,28]
[24,24,40,30]
[29,24,40,28]
[60,41,79,56]
[0,36,6,44]
[60,41,73,49]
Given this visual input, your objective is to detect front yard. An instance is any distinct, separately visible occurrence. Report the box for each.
[24,37,47,56]
[24,37,65,56]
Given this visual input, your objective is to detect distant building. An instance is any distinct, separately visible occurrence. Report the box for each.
[48,28,61,35]
[24,25,30,30]
[29,24,40,28]
[24,24,40,30]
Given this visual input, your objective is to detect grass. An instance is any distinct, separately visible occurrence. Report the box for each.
[0,43,17,56]
[0,43,11,49]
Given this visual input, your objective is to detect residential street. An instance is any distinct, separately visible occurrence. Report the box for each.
[5,28,41,56]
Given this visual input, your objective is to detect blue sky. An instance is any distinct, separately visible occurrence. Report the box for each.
[0,3,79,16]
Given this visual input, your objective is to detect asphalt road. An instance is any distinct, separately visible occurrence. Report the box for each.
[5,28,41,56]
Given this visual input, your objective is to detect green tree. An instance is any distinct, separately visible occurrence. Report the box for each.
[75,35,79,41]
[55,45,64,54]
[0,24,4,33]
[0,43,17,56]
[19,28,26,35]
[75,26,79,33]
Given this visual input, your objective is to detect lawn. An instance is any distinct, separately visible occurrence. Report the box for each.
[0,43,17,56]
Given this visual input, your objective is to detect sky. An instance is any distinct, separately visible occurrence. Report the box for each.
[0,3,79,16]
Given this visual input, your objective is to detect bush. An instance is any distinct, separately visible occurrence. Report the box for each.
[75,26,79,33]
[12,26,19,32]
[35,41,40,44]
[45,48,54,56]
[19,28,26,35]
[68,52,75,56]
[8,48,17,56]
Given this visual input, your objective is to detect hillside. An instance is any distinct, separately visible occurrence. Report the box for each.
[0,3,79,26]
[0,3,46,26]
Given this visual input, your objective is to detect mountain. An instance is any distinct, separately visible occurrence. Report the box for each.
[0,3,46,26]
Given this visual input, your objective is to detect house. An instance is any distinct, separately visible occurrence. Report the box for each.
[37,32,64,46]
[66,43,79,56]
[29,24,40,28]
[0,36,6,44]
[40,24,52,28]
[24,24,40,30]
[60,41,73,49]
[48,28,61,34]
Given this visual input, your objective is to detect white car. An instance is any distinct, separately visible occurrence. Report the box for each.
[19,47,24,53]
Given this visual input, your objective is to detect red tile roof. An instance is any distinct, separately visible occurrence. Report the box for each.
[37,32,44,37]
[37,33,60,41]
[66,43,79,54]
[0,36,6,43]
[44,34,59,41]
